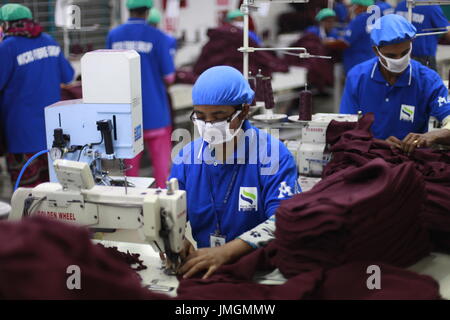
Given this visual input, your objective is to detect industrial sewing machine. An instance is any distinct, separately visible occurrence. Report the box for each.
[9,159,186,271]
[9,50,187,272]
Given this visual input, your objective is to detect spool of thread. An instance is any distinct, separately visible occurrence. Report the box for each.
[264,77,275,109]
[248,76,257,106]
[298,88,312,121]
[255,71,266,102]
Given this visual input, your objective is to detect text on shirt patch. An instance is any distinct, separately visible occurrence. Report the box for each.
[16,46,61,66]
[278,181,293,199]
[400,104,415,122]
[438,96,449,107]
[239,187,258,211]
[112,41,153,53]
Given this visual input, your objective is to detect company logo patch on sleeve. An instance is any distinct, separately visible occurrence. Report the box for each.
[278,181,294,199]
[399,104,415,122]
[239,187,258,211]
[438,96,449,107]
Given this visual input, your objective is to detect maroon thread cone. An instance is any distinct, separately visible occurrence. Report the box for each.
[299,89,312,121]
[264,78,275,109]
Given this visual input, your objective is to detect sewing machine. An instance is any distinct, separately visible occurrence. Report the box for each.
[9,159,187,272]
[9,50,187,272]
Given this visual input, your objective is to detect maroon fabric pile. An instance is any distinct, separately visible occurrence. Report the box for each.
[176,151,439,300]
[177,249,439,300]
[271,158,430,278]
[324,113,450,254]
[285,33,334,93]
[193,25,289,78]
[0,216,164,300]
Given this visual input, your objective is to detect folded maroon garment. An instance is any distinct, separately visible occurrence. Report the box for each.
[285,33,334,92]
[0,217,165,300]
[193,25,289,77]
[315,262,441,300]
[324,113,450,253]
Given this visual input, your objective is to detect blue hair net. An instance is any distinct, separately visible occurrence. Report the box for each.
[371,14,416,46]
[192,66,255,106]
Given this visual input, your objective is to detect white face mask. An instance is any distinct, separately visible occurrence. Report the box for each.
[195,111,243,145]
[376,45,411,74]
[231,21,244,29]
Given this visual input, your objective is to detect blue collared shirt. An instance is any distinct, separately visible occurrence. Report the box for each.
[170,120,300,248]
[343,12,376,74]
[107,18,175,130]
[340,57,450,139]
[396,1,449,57]
[0,33,74,153]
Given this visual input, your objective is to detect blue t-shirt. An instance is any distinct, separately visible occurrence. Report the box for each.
[343,13,376,74]
[334,2,349,23]
[376,0,394,16]
[107,18,175,130]
[170,120,300,248]
[340,57,450,139]
[396,1,449,57]
[0,33,74,153]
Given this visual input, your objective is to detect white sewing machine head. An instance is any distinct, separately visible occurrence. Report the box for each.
[45,50,144,185]
[10,160,187,272]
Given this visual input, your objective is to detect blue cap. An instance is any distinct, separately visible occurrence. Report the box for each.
[370,14,416,46]
[192,66,255,106]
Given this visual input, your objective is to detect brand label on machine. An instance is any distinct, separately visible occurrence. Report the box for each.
[35,210,77,221]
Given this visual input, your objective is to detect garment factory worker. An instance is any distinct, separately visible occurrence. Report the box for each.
[170,66,300,279]
[334,0,349,23]
[147,7,177,61]
[340,14,450,154]
[225,9,262,45]
[107,0,175,188]
[396,0,449,70]
[306,8,341,41]
[0,3,74,187]
[342,0,376,74]
[375,0,394,16]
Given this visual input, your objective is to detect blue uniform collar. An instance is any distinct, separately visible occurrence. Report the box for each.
[370,60,413,87]
[126,17,147,24]
[197,120,255,163]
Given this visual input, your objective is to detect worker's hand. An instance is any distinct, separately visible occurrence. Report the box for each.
[179,239,253,280]
[402,129,450,154]
[159,238,195,263]
[178,245,231,280]
[385,136,403,149]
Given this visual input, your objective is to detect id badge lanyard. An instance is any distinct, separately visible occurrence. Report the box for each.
[205,164,240,241]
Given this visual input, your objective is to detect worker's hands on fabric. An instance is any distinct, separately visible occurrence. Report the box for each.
[179,239,253,280]
[401,130,450,154]
[385,136,403,149]
[159,238,195,268]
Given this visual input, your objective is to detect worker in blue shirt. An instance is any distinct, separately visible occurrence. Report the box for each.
[0,3,74,187]
[107,0,176,188]
[340,14,450,154]
[396,0,450,70]
[334,0,349,23]
[306,8,341,41]
[342,0,376,74]
[147,8,177,61]
[375,0,394,16]
[170,66,300,279]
